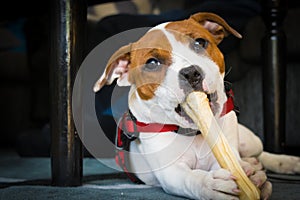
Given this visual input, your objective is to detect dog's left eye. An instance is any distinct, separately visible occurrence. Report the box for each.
[192,38,208,53]
[144,58,161,71]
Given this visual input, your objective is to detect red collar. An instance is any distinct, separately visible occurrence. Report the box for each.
[126,119,179,133]
[116,111,178,148]
[118,88,236,136]
[119,111,178,135]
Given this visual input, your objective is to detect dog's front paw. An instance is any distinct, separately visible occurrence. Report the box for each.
[240,158,272,200]
[201,169,240,200]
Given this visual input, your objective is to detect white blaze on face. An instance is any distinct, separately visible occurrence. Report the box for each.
[161,27,226,118]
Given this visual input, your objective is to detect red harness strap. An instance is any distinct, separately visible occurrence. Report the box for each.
[126,119,179,133]
[115,111,178,184]
[221,88,237,117]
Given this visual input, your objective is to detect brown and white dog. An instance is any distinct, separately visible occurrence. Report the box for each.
[93,12,300,199]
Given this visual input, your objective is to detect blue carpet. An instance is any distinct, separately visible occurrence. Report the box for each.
[0,184,188,200]
[0,149,300,200]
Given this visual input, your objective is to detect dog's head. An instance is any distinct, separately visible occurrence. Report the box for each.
[94,12,241,129]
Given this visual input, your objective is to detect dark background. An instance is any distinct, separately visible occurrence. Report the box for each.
[1,0,300,157]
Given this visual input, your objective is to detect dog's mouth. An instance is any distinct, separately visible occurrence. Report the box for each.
[175,91,218,122]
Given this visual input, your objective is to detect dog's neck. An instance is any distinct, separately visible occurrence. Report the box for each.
[124,110,180,133]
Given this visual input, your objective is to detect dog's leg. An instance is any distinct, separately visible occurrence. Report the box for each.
[238,124,263,158]
[130,134,240,199]
[152,163,240,200]
[238,124,300,174]
[258,151,300,174]
[129,140,160,186]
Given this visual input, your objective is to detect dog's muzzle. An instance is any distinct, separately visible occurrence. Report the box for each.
[177,65,220,117]
[179,65,205,93]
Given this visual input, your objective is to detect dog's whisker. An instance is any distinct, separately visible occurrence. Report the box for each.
[224,66,232,78]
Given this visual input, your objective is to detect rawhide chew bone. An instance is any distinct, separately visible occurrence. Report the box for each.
[181,91,260,200]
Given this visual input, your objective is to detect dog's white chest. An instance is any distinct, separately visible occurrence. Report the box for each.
[132,132,219,171]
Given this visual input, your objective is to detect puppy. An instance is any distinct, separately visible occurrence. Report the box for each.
[93,12,300,199]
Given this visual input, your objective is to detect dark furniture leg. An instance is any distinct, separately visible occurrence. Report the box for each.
[50,0,86,186]
[261,0,287,153]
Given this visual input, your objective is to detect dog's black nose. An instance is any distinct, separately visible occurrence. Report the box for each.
[179,65,205,91]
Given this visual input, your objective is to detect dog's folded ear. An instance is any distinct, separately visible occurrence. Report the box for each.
[93,44,132,92]
[190,12,242,45]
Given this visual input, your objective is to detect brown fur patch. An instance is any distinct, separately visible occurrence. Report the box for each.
[166,19,225,73]
[128,29,173,100]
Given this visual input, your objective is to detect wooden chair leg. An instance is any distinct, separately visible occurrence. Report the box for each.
[50,0,87,186]
[261,0,287,153]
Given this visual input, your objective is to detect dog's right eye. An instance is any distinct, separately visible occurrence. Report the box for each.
[191,38,208,53]
[144,58,161,71]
